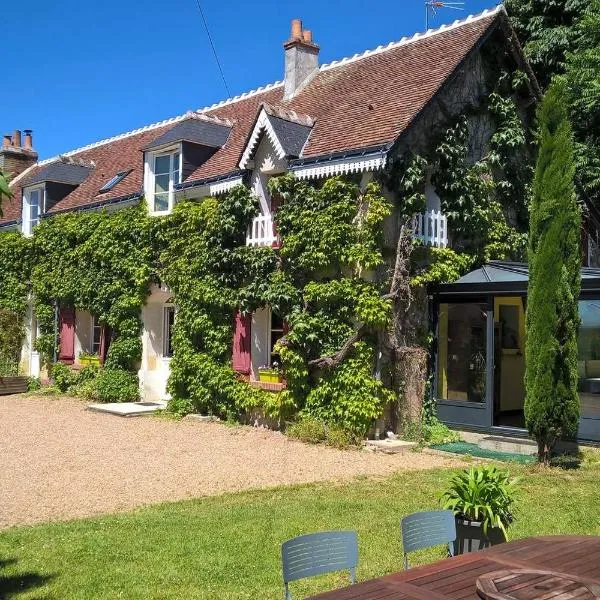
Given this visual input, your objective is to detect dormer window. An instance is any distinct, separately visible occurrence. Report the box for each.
[149,150,181,214]
[22,185,44,236]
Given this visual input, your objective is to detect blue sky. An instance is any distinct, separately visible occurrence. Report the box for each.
[2,0,499,159]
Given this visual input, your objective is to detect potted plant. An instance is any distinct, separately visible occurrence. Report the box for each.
[258,362,281,383]
[79,352,101,367]
[442,465,518,554]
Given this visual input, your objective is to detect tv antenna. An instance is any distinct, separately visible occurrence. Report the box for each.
[425,1,465,30]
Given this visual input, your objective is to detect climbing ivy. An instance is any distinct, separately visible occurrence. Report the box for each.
[0,231,33,315]
[0,75,532,438]
[31,202,154,370]
[404,76,532,285]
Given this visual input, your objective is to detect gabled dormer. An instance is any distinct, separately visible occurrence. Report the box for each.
[239,104,314,247]
[239,104,313,173]
[143,113,232,215]
[21,157,94,235]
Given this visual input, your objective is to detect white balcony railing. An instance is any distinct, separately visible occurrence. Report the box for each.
[413,209,448,247]
[246,214,278,247]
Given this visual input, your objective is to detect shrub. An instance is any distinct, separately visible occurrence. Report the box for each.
[93,368,139,403]
[403,417,460,446]
[167,397,194,417]
[286,417,359,449]
[27,377,42,392]
[51,362,77,393]
[326,425,358,450]
[77,364,99,383]
[442,465,518,540]
[0,309,23,374]
[286,417,327,445]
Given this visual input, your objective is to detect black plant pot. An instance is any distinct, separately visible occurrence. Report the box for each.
[453,517,505,555]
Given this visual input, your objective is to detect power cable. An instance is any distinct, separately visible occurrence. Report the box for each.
[194,0,231,97]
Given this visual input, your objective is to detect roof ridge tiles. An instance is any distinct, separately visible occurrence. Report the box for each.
[33,6,502,168]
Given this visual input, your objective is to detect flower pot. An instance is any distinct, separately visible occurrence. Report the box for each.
[453,517,505,555]
[80,356,100,367]
[258,370,281,383]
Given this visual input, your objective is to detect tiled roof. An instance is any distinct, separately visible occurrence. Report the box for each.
[1,7,506,225]
[27,160,93,186]
[143,114,232,151]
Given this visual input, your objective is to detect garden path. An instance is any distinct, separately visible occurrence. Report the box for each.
[0,396,459,528]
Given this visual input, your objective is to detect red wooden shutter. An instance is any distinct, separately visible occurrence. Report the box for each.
[99,324,111,365]
[232,312,251,374]
[59,307,76,364]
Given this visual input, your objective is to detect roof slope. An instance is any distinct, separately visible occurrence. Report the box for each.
[1,7,503,225]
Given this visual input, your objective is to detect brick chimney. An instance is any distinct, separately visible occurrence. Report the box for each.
[283,19,320,101]
[0,129,38,178]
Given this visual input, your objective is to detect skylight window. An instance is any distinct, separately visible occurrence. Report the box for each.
[99,170,131,193]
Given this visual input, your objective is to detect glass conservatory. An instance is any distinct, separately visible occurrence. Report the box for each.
[432,262,600,442]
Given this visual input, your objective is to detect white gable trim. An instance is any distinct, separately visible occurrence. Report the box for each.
[292,154,387,180]
[239,109,287,170]
[210,176,244,195]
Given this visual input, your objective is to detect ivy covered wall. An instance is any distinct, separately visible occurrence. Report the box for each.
[0,29,535,435]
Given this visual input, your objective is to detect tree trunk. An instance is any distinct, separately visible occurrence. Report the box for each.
[537,438,553,465]
[395,346,428,429]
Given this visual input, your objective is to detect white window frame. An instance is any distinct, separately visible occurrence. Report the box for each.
[163,305,176,359]
[22,184,44,236]
[91,315,102,355]
[145,146,182,216]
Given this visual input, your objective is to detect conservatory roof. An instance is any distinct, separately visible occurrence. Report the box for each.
[433,261,600,296]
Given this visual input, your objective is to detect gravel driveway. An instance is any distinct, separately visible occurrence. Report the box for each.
[0,396,458,529]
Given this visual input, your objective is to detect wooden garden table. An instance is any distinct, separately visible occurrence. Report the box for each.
[308,535,600,599]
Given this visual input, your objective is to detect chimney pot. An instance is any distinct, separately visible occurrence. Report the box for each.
[13,129,22,148]
[302,30,313,43]
[2,135,10,148]
[291,19,302,40]
[24,130,33,150]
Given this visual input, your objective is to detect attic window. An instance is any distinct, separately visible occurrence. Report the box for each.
[99,170,131,193]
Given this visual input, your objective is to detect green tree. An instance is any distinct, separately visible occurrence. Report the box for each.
[525,78,581,463]
[564,0,600,205]
[505,0,587,90]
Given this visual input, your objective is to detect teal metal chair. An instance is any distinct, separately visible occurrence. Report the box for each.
[400,510,456,569]
[281,531,358,599]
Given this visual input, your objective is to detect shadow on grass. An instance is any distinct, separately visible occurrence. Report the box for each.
[549,454,582,470]
[0,557,54,599]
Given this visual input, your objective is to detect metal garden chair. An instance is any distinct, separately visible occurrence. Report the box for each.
[400,510,456,569]
[281,531,358,599]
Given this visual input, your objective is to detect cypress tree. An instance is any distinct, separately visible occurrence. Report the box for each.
[525,78,581,463]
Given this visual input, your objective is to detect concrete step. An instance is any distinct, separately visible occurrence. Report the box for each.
[364,439,418,454]
[478,435,537,456]
[87,400,167,417]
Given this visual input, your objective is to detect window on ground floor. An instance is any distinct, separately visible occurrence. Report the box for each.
[163,306,175,358]
[91,315,102,355]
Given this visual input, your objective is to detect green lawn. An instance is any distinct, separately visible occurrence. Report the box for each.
[1,457,600,599]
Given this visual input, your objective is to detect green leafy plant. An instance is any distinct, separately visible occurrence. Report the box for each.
[27,376,42,392]
[285,416,359,449]
[286,416,327,445]
[442,465,519,539]
[92,368,139,403]
[0,308,24,376]
[51,362,77,393]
